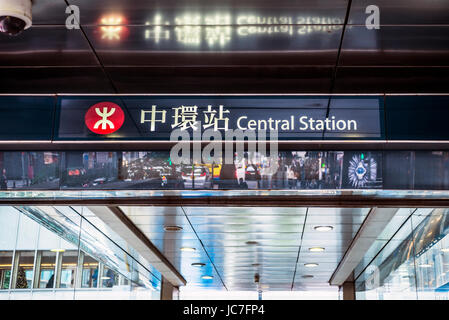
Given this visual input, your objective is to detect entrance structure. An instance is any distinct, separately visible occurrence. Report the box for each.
[0,0,448,300]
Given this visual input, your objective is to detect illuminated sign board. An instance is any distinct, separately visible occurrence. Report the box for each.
[56,95,384,140]
[3,95,449,142]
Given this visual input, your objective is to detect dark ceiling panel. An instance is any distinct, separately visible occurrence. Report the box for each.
[349,0,449,25]
[67,0,349,26]
[0,67,115,93]
[85,25,342,66]
[0,27,98,67]
[0,0,446,94]
[32,0,68,25]
[340,26,449,66]
[105,66,333,93]
[333,67,449,93]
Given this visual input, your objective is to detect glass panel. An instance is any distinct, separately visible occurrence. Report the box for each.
[0,149,448,192]
[15,214,38,250]
[16,206,82,248]
[412,209,449,300]
[1,152,60,189]
[119,274,130,287]
[59,250,78,288]
[0,251,13,290]
[0,205,160,299]
[78,218,134,282]
[38,225,64,250]
[80,253,99,288]
[4,189,449,201]
[356,208,449,300]
[15,251,35,289]
[38,251,56,289]
[0,207,19,250]
[100,266,118,288]
[72,206,157,280]
[355,219,418,300]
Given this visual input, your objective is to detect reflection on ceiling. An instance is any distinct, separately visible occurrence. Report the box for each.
[119,206,370,291]
[0,0,448,93]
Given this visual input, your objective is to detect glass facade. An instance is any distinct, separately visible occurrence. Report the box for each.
[355,208,449,300]
[1,150,449,300]
[0,150,448,191]
[0,206,161,300]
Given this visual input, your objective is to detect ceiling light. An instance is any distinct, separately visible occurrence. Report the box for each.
[245,241,259,245]
[164,225,183,232]
[100,277,110,280]
[191,263,206,267]
[50,249,65,253]
[304,263,319,268]
[309,247,325,252]
[314,226,333,232]
[441,248,449,252]
[201,275,213,280]
[180,247,196,252]
[100,15,124,25]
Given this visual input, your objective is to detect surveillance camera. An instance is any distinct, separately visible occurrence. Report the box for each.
[0,0,32,36]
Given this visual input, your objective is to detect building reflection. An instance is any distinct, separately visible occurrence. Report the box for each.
[143,14,343,47]
[96,12,343,45]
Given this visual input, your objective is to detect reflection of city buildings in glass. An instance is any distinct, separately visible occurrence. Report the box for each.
[0,206,160,300]
[356,209,449,300]
[4,150,449,191]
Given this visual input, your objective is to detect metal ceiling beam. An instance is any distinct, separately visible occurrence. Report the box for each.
[87,205,187,287]
[329,207,399,286]
[1,197,448,207]
[4,140,449,150]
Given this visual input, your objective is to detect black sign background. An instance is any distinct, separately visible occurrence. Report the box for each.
[56,95,384,140]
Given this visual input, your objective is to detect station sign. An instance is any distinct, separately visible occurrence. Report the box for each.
[1,95,449,142]
[56,95,384,141]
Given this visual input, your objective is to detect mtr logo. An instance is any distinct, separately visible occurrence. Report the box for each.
[85,102,125,134]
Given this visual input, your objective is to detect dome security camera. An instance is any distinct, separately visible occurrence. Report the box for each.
[0,0,32,36]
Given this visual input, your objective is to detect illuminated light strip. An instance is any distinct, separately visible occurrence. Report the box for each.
[4,139,449,146]
[83,263,99,267]
[101,16,123,25]
[0,93,447,96]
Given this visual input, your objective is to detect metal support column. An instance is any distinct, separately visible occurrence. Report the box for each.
[161,277,178,300]
[340,281,356,300]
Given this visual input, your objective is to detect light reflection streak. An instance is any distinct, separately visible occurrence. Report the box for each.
[100,15,126,41]
[142,13,343,47]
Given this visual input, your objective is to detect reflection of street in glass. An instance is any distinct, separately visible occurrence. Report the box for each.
[0,150,396,190]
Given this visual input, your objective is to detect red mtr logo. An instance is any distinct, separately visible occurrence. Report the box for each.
[85,102,125,134]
